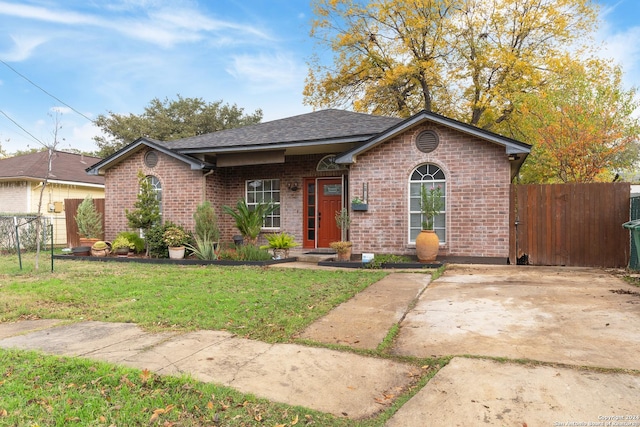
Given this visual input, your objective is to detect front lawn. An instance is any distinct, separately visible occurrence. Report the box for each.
[0,254,386,342]
[0,253,440,426]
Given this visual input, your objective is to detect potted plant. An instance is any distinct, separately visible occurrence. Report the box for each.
[330,240,353,262]
[222,199,277,246]
[351,196,368,211]
[90,240,111,257]
[260,232,299,259]
[75,195,103,246]
[415,184,444,262]
[330,208,352,261]
[163,226,188,259]
[111,235,135,257]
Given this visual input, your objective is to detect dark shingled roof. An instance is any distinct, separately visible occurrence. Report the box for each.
[0,151,104,185]
[165,109,404,150]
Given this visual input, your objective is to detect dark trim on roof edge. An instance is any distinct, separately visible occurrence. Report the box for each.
[335,110,532,164]
[176,135,372,155]
[86,138,215,176]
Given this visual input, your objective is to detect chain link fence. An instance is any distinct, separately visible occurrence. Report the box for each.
[0,214,51,253]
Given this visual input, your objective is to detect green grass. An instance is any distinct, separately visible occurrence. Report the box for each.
[0,254,386,342]
[0,348,363,427]
[0,253,446,426]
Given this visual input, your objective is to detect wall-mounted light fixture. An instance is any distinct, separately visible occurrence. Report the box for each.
[287,182,299,191]
[508,154,520,161]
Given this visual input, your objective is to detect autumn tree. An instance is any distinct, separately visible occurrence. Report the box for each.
[94,95,263,157]
[305,0,596,130]
[514,59,640,183]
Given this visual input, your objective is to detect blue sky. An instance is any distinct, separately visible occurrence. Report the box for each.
[0,0,638,154]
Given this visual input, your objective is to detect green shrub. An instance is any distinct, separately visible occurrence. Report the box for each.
[365,254,414,269]
[115,231,145,253]
[146,222,193,258]
[186,234,220,260]
[193,201,220,242]
[219,244,271,261]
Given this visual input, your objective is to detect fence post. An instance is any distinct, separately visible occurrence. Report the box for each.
[14,216,22,270]
[50,223,54,272]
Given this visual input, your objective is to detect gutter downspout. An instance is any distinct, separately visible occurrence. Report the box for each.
[202,169,214,202]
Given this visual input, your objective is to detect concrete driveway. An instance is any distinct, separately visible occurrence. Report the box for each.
[388,265,640,426]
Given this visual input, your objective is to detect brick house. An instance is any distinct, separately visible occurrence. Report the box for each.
[87,109,530,259]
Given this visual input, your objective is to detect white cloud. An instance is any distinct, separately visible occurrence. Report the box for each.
[0,1,272,51]
[595,4,640,90]
[0,34,47,61]
[226,52,305,91]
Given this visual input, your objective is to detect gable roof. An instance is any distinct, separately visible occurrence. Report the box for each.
[86,108,531,176]
[166,109,404,154]
[0,150,104,186]
[86,137,215,176]
[334,110,531,179]
[336,110,531,164]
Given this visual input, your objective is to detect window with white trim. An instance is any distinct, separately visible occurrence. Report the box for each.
[409,164,446,243]
[145,175,162,215]
[246,179,280,228]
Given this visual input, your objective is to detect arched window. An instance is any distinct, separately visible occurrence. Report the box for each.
[409,164,446,243]
[316,155,346,172]
[145,175,162,215]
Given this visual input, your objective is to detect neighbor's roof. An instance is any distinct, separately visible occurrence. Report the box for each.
[166,109,404,153]
[0,150,104,186]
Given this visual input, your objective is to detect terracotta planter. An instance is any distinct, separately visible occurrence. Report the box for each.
[79,237,100,248]
[336,246,352,262]
[168,246,186,260]
[91,248,110,257]
[415,230,439,262]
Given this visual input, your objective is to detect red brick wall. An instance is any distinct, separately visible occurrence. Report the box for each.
[104,149,204,240]
[211,154,344,246]
[349,124,511,258]
[105,128,512,258]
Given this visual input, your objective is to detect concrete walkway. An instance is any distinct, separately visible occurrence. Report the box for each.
[2,265,640,425]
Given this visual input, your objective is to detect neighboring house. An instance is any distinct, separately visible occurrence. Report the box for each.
[87,109,531,259]
[0,151,104,246]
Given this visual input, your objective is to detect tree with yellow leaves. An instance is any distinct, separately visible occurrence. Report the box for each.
[514,59,640,183]
[305,0,596,131]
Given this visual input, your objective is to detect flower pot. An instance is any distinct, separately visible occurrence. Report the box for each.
[79,237,100,248]
[336,246,352,262]
[273,248,289,259]
[91,248,110,257]
[351,203,368,211]
[72,246,91,256]
[114,247,130,257]
[415,230,439,262]
[168,246,186,260]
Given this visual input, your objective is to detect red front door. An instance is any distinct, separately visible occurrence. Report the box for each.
[317,178,343,248]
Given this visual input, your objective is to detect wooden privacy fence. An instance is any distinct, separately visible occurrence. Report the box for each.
[64,198,105,248]
[510,183,631,268]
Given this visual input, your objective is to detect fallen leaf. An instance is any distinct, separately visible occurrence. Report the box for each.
[207,401,214,410]
[291,414,299,425]
[0,408,8,417]
[140,369,152,383]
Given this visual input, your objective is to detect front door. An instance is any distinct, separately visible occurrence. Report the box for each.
[317,178,343,248]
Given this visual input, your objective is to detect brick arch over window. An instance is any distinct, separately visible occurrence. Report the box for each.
[409,163,446,243]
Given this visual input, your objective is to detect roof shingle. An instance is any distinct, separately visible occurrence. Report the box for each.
[0,151,104,185]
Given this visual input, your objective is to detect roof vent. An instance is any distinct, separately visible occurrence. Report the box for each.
[144,150,158,168]
[415,130,439,153]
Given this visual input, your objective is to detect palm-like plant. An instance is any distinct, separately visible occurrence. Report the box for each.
[222,199,277,245]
